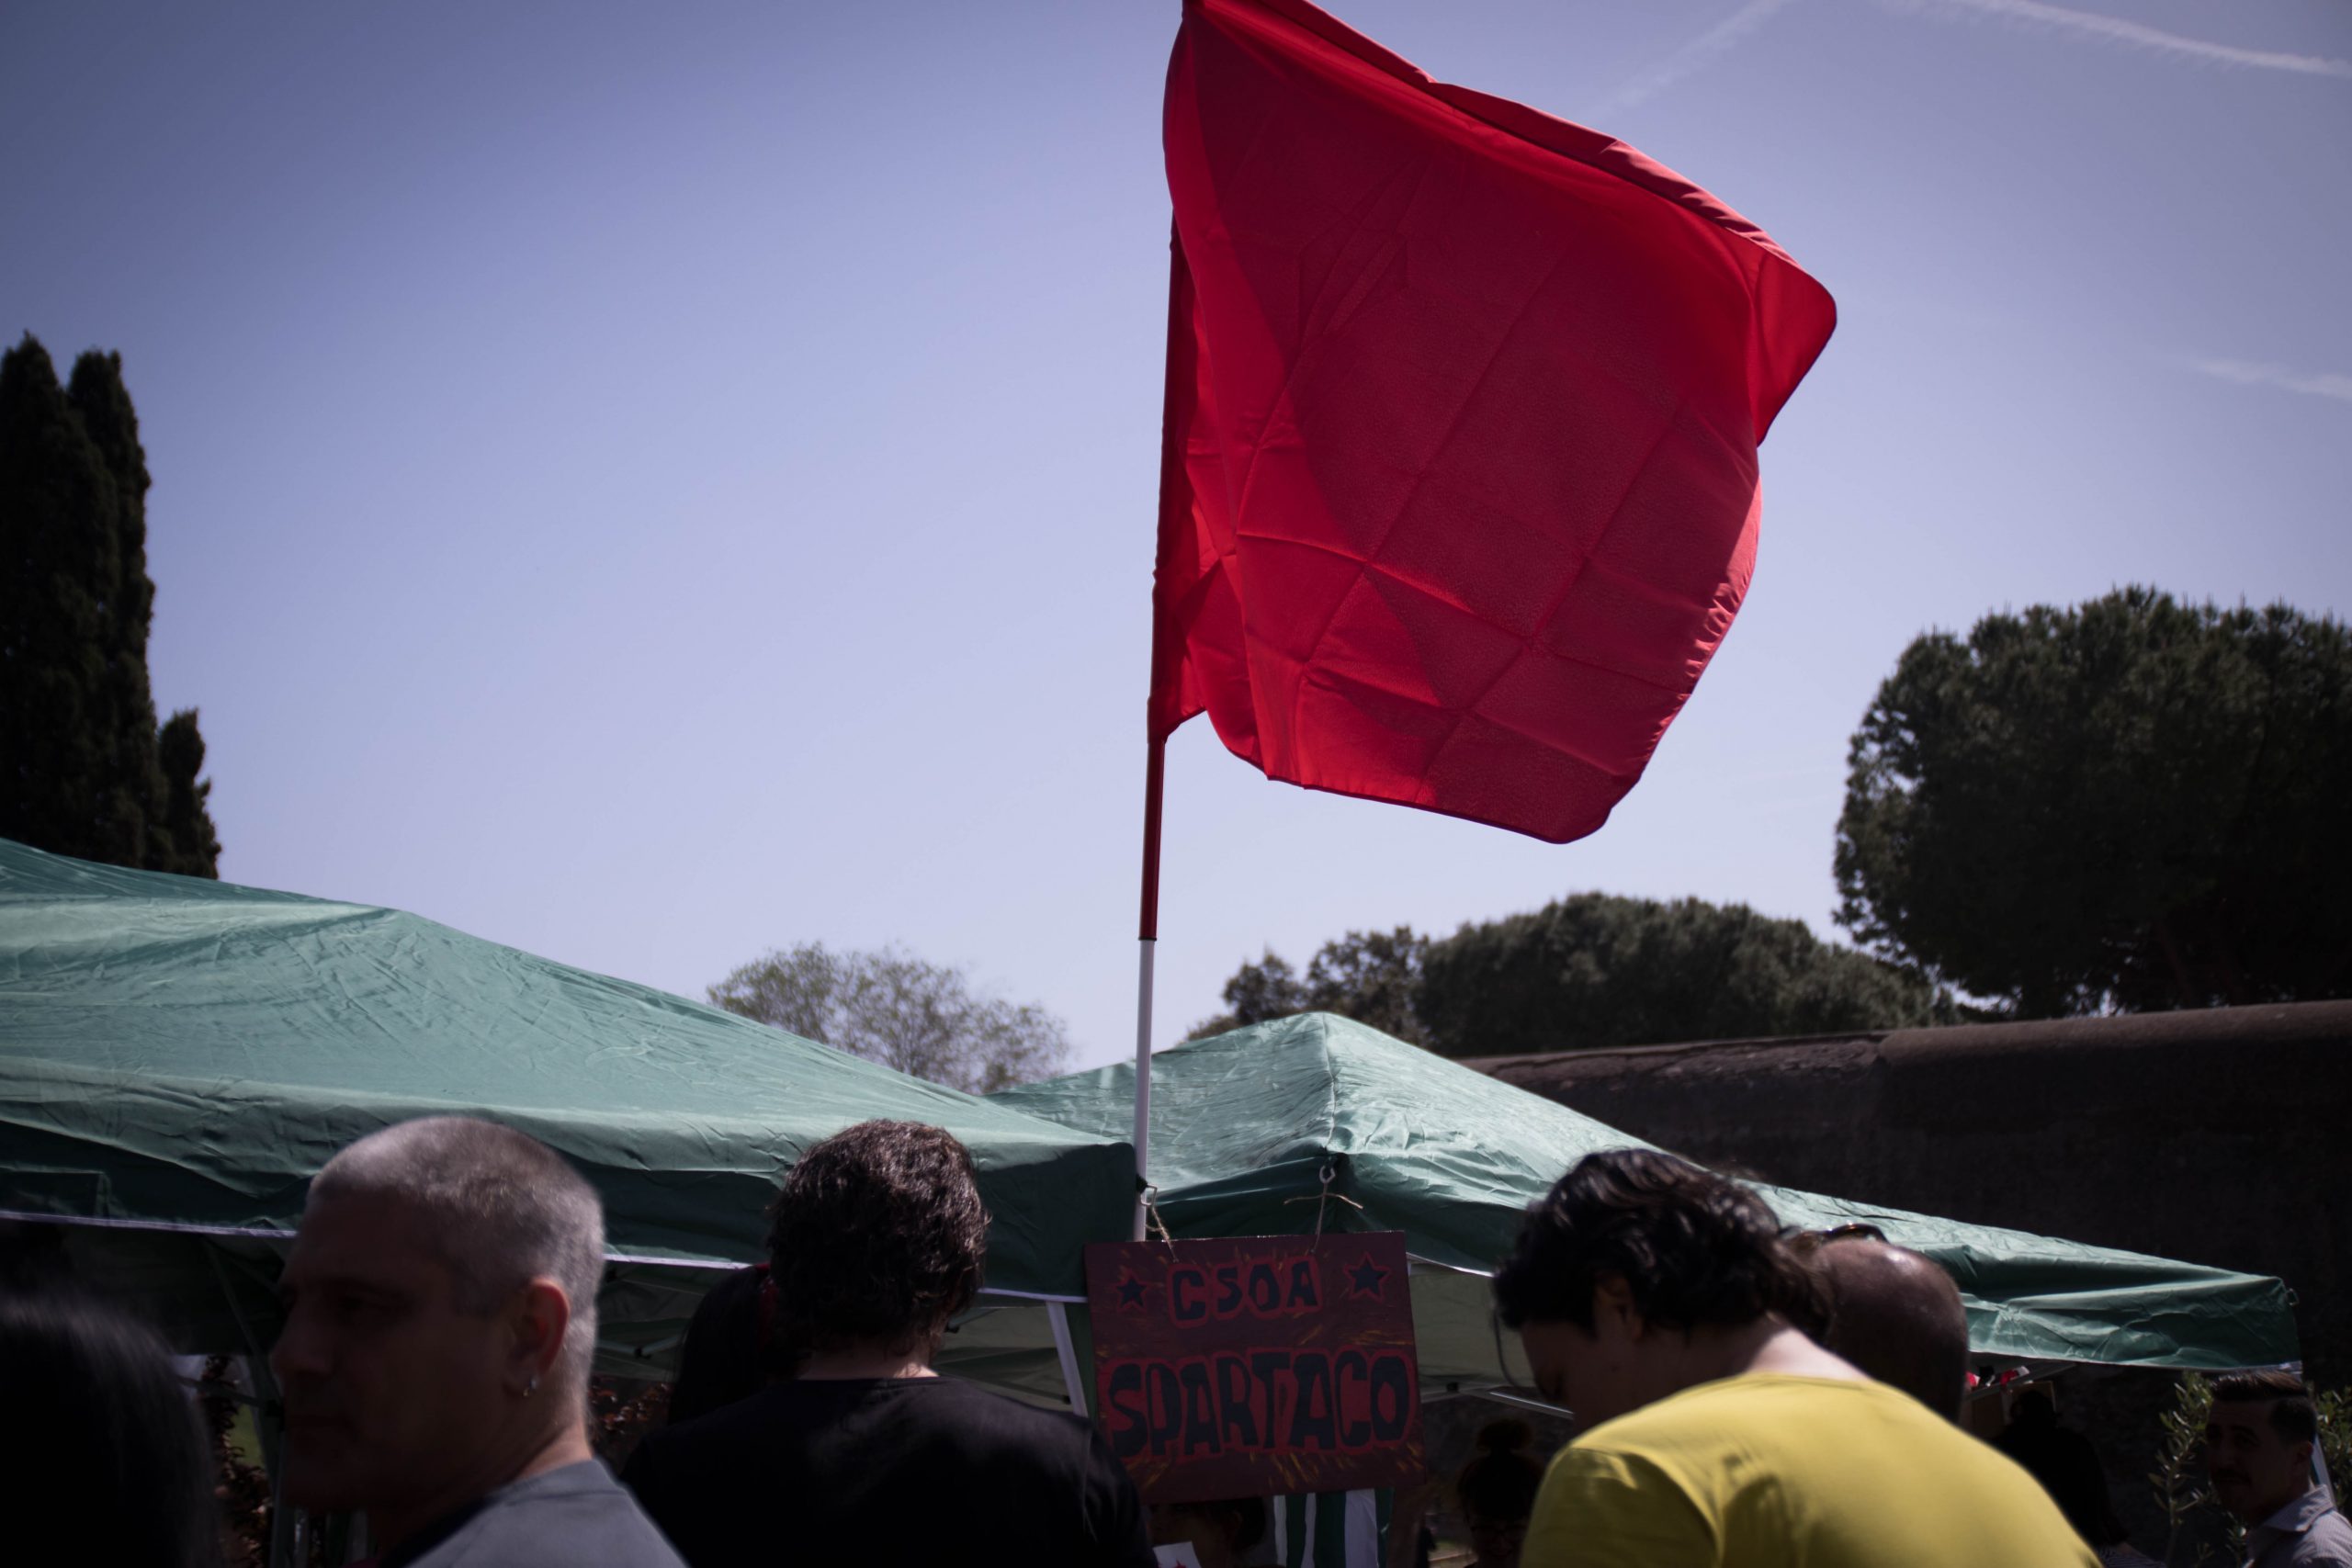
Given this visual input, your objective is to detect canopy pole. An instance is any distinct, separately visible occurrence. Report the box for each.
[1134,733,1166,1240]
[1046,1301,1089,1415]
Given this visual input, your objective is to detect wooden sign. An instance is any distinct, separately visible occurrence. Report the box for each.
[1083,1233,1426,1503]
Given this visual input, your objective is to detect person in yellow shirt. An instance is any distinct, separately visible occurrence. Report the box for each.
[1491,1149,2098,1568]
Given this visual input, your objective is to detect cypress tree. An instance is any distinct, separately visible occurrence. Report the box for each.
[157,707,220,877]
[0,333,119,861]
[0,333,219,875]
[68,348,170,868]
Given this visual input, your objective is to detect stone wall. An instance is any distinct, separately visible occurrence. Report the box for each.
[1471,999,2352,1382]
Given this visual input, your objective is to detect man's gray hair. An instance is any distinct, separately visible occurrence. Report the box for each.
[309,1116,605,1393]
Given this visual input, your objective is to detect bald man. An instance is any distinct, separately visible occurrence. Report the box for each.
[1802,1235,1972,1421]
[273,1117,683,1566]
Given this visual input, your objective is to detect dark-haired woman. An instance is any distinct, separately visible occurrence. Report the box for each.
[0,1289,226,1568]
[1458,1419,1544,1568]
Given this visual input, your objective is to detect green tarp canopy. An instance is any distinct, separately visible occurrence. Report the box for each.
[996,1012,2297,1382]
[0,840,1132,1378]
[0,836,2294,1402]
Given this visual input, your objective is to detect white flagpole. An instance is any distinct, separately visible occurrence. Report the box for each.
[1132,938,1156,1239]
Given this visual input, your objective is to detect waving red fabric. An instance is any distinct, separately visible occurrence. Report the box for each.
[1148,0,1836,843]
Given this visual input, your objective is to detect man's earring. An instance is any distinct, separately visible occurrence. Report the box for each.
[524,1373,539,1399]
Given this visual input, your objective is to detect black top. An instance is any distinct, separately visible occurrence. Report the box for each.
[666,1263,777,1425]
[624,1375,1152,1568]
[383,1460,685,1568]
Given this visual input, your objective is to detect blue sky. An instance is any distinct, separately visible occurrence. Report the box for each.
[6,0,2346,1072]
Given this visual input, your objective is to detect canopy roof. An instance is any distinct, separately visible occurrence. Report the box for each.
[0,840,1134,1307]
[997,1012,2296,1373]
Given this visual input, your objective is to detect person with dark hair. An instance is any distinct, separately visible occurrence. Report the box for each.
[273,1116,684,1567]
[2205,1370,2350,1565]
[0,1289,226,1567]
[1149,1496,1269,1568]
[1998,1396,2161,1567]
[662,1255,784,1425]
[1456,1418,1544,1568]
[1494,1149,2096,1567]
[624,1120,1150,1566]
[1791,1231,1972,1420]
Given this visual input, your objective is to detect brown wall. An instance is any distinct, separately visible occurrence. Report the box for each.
[1470,999,2352,1382]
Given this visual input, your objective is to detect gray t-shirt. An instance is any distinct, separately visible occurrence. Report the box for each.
[384,1460,684,1568]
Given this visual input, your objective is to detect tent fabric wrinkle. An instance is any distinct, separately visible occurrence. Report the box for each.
[1151,0,1835,843]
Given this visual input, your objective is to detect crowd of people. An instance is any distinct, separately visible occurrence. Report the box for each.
[3,1117,2342,1566]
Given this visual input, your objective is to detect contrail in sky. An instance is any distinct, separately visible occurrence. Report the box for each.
[2189,359,2352,405]
[1594,0,1805,117]
[1907,0,2352,80]
[1592,0,2352,119]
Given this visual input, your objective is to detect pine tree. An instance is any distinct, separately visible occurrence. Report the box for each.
[0,333,220,875]
[1837,589,2352,1013]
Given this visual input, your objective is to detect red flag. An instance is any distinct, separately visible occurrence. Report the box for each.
[1149,0,1836,844]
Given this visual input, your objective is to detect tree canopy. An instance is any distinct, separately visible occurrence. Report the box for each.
[1193,898,1942,1055]
[1419,893,1944,1055]
[1835,587,2352,1016]
[1189,927,1430,1044]
[0,334,219,875]
[709,942,1070,1093]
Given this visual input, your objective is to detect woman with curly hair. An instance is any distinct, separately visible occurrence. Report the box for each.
[624,1120,1149,1566]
